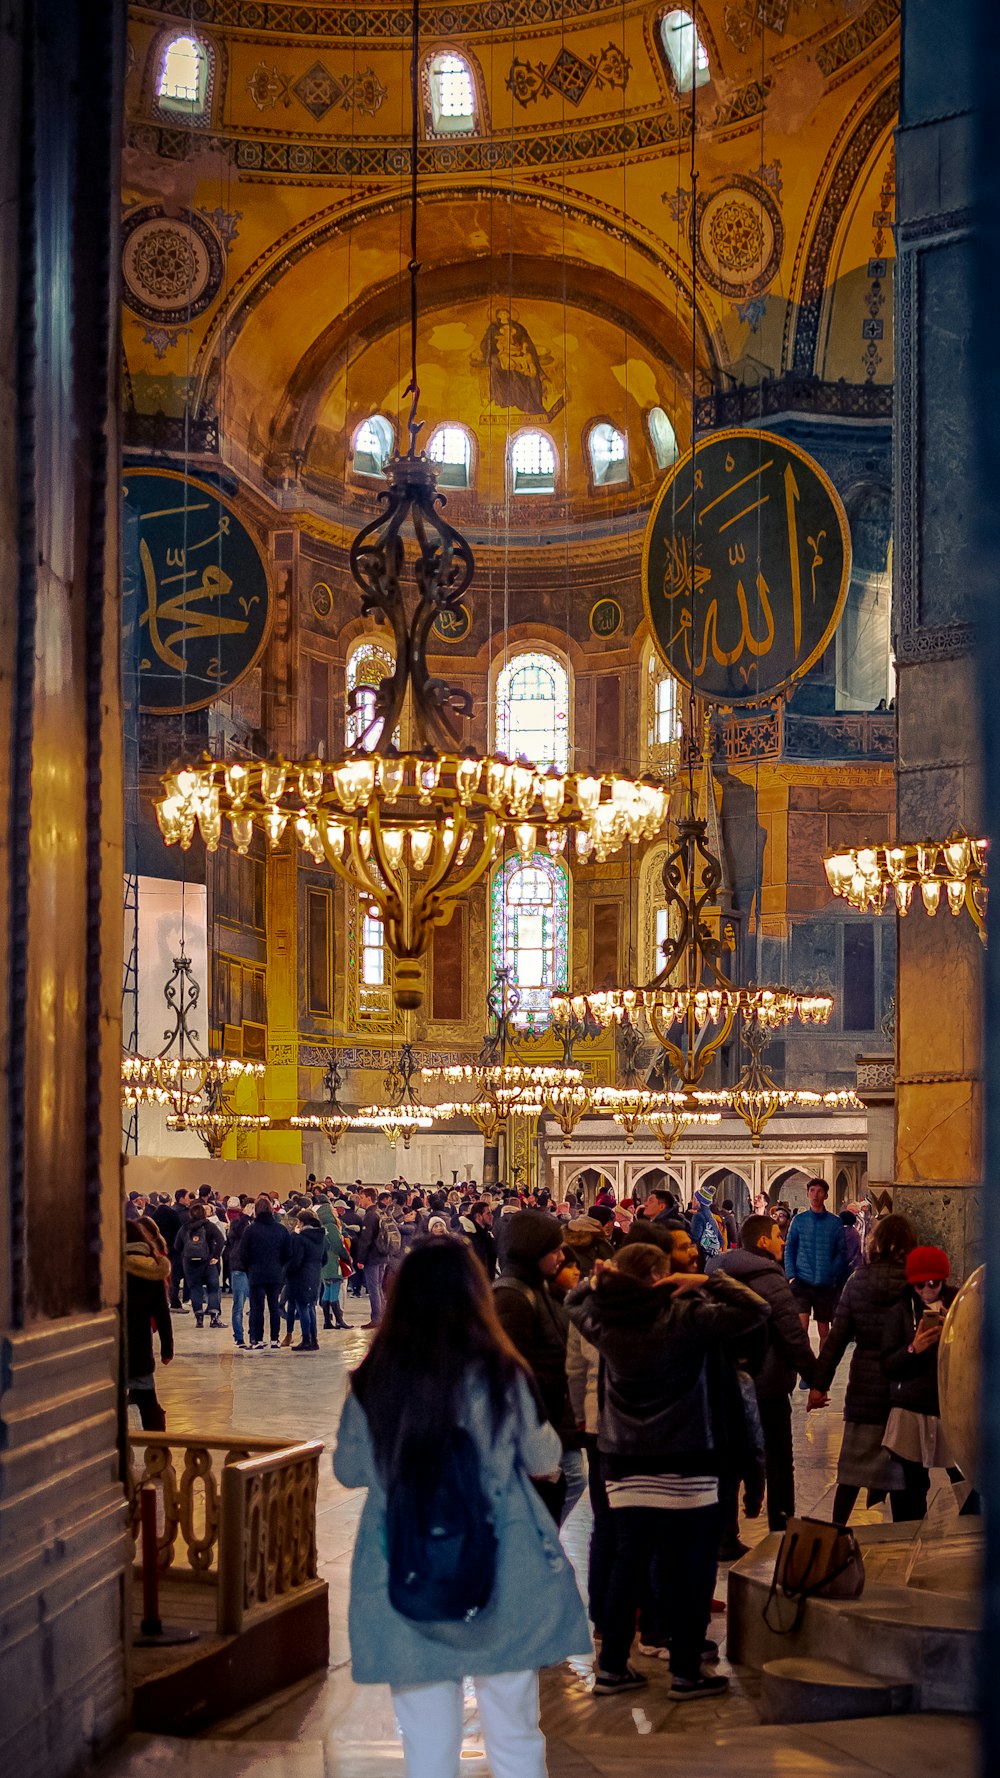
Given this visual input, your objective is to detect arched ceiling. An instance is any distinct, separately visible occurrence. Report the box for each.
[123,0,899,545]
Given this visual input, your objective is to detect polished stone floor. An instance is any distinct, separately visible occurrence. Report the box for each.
[110,1290,977,1778]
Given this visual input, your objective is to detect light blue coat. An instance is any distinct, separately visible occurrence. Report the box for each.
[332,1370,591,1686]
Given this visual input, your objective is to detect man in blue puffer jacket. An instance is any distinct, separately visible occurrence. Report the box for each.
[783,1178,849,1347]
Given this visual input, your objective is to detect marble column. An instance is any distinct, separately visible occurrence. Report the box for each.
[890,14,982,1274]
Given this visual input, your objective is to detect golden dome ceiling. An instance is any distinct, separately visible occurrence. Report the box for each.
[124,0,898,537]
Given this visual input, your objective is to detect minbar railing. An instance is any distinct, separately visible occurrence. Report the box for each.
[128,1431,323,1635]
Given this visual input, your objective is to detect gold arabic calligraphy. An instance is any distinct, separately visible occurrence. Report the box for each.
[658,452,825,682]
[137,501,249,674]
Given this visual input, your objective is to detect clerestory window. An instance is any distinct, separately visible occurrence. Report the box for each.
[660,10,711,94]
[427,52,477,133]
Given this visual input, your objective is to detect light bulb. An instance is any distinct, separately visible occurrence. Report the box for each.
[261,763,287,803]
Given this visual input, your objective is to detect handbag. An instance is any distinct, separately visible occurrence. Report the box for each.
[763,1515,865,1634]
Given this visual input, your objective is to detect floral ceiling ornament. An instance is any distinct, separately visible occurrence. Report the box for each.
[507,41,630,108]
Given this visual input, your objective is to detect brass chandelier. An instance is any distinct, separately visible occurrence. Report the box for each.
[151,0,668,1014]
[824,831,987,942]
[122,953,264,1122]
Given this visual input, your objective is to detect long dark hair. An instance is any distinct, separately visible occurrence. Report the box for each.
[352,1238,528,1488]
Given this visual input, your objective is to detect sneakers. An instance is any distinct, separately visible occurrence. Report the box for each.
[195,1313,204,1329]
[251,1341,264,1350]
[702,1638,720,1662]
[667,1673,730,1702]
[593,1666,648,1696]
[233,1340,247,1349]
[209,1314,222,1328]
[269,1340,280,1348]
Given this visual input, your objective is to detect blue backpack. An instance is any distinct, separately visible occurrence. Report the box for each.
[386,1427,497,1624]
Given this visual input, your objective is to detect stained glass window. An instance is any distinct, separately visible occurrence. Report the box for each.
[491,853,569,1028]
[495,649,569,769]
[354,415,394,477]
[511,431,556,494]
[648,406,679,470]
[158,34,209,112]
[427,424,472,488]
[346,641,396,750]
[428,53,476,133]
[588,422,628,487]
[660,10,711,93]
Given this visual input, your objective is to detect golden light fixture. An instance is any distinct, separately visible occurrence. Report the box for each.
[645,1107,722,1157]
[290,1110,354,1156]
[352,1104,436,1149]
[121,955,264,1119]
[541,1080,598,1144]
[824,832,987,942]
[165,1111,270,1159]
[552,809,832,1090]
[595,1085,676,1143]
[423,1063,581,1145]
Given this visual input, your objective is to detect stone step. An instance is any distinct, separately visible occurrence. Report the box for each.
[760,1657,913,1725]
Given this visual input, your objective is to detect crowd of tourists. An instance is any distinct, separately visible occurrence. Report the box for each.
[124,1170,970,1775]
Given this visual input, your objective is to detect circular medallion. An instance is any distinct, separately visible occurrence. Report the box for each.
[121,205,225,325]
[432,604,471,644]
[589,597,623,640]
[122,468,272,714]
[693,178,783,301]
[311,580,334,619]
[642,429,851,707]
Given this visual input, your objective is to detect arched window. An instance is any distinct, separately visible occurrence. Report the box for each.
[659,9,711,93]
[836,486,893,711]
[648,407,679,470]
[157,32,211,115]
[491,853,570,1029]
[638,841,677,982]
[346,641,396,750]
[642,646,682,778]
[349,888,393,1027]
[588,421,628,488]
[427,52,477,133]
[353,414,394,478]
[495,649,570,770]
[361,902,385,988]
[511,431,556,495]
[427,423,472,489]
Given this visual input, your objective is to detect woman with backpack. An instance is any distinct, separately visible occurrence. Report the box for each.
[333,1238,589,1778]
[173,1201,224,1328]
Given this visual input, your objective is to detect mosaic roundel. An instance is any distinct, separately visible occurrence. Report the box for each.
[121,205,225,325]
[692,177,784,302]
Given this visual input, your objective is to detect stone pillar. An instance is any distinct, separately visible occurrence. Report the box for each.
[890,15,982,1273]
[0,4,129,1773]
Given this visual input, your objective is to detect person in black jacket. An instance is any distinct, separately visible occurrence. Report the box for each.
[151,1188,189,1311]
[809,1213,916,1523]
[881,1244,973,1520]
[567,1241,769,1699]
[709,1214,822,1535]
[125,1221,173,1429]
[468,1201,498,1280]
[174,1201,225,1327]
[286,1209,327,1351]
[226,1204,254,1347]
[243,1194,294,1348]
[494,1210,579,1520]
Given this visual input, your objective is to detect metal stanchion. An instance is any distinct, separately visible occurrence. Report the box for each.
[133,1483,198,1648]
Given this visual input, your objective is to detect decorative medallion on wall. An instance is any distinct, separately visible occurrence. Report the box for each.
[642,429,851,706]
[589,597,623,640]
[311,581,334,619]
[432,604,471,643]
[122,469,272,714]
[692,176,783,302]
[122,205,225,325]
[507,42,630,108]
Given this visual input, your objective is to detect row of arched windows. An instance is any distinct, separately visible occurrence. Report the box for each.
[149,13,711,124]
[353,412,678,491]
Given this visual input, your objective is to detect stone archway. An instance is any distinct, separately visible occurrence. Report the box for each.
[630,1165,683,1205]
[767,1166,814,1211]
[699,1165,753,1224]
[565,1165,617,1207]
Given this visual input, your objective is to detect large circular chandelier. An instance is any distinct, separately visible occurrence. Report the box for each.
[824,831,987,942]
[423,1063,580,1145]
[352,1104,436,1149]
[122,954,264,1120]
[291,1110,354,1155]
[166,1110,270,1158]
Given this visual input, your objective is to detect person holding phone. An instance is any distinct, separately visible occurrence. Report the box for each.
[880,1245,968,1520]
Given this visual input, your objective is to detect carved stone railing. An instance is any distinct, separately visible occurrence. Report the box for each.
[127,1432,323,1634]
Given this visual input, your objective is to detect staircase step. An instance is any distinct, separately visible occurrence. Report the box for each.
[760,1657,913,1725]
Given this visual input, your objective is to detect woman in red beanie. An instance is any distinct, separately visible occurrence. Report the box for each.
[880,1245,974,1519]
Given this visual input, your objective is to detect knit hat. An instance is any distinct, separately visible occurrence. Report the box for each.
[906,1245,950,1284]
[498,1209,564,1265]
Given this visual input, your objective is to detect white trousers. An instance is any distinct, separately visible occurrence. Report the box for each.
[391,1668,547,1778]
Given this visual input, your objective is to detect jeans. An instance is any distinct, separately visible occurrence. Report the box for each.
[560,1447,587,1524]
[363,1259,388,1323]
[600,1501,720,1681]
[392,1670,545,1778]
[583,1437,616,1634]
[294,1293,318,1344]
[184,1262,220,1316]
[249,1279,282,1344]
[230,1270,250,1342]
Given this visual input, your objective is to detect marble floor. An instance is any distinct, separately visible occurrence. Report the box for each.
[108,1291,977,1778]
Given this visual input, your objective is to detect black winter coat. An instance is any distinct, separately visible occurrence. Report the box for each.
[494,1262,571,1440]
[125,1248,173,1377]
[355,1205,380,1268]
[226,1213,253,1272]
[708,1247,817,1398]
[242,1210,293,1283]
[470,1224,498,1280]
[175,1218,224,1267]
[150,1202,182,1248]
[566,1271,770,1474]
[881,1284,956,1415]
[286,1224,327,1296]
[811,1257,909,1424]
